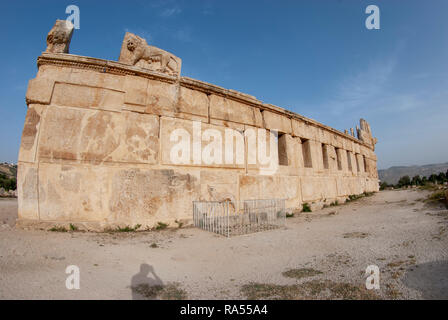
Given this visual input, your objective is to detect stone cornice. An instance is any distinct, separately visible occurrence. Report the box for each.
[36,52,373,149]
[38,53,178,84]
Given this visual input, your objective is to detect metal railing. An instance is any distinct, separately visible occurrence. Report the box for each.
[193,199,286,237]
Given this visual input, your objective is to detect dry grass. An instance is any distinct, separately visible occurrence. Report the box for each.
[432,226,447,240]
[386,261,405,268]
[343,232,369,239]
[386,256,417,269]
[426,210,448,220]
[282,268,323,279]
[421,189,448,210]
[385,283,402,299]
[241,280,379,300]
[133,282,187,300]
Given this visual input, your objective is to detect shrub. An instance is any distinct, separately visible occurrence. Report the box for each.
[115,224,142,232]
[330,200,339,207]
[379,182,388,190]
[302,203,312,212]
[49,226,67,232]
[175,220,183,228]
[155,222,169,230]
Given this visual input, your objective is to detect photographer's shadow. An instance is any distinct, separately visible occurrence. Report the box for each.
[130,263,164,300]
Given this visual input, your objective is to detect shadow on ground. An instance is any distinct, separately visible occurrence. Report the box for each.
[130,264,164,300]
[402,260,448,299]
[130,263,188,300]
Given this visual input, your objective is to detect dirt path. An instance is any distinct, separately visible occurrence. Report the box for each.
[1,189,447,299]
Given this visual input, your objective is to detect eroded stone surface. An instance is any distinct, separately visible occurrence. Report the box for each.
[45,20,74,54]
[109,168,200,227]
[38,106,159,164]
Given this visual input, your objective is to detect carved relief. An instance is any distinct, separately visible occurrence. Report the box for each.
[207,185,236,211]
[357,118,378,150]
[118,32,182,76]
[45,20,74,54]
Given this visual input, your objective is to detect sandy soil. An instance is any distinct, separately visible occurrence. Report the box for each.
[0,189,447,300]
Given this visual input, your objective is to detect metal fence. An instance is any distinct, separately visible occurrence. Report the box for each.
[193,199,286,237]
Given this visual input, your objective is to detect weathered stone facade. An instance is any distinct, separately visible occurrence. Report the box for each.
[17,25,379,231]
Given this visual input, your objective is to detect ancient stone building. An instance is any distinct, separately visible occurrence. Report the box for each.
[17,21,379,230]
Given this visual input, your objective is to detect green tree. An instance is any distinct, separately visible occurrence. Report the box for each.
[397,175,411,188]
[0,176,16,191]
[380,181,389,190]
[429,174,438,184]
[411,175,422,186]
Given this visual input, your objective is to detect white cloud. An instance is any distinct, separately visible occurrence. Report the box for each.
[160,6,182,17]
[327,57,397,115]
[174,28,192,42]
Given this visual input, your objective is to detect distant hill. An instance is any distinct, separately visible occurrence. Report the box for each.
[0,163,17,179]
[379,162,448,185]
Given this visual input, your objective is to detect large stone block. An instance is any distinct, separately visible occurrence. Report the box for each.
[18,104,46,163]
[109,168,200,226]
[315,128,328,145]
[38,106,83,161]
[116,112,160,164]
[365,178,379,193]
[160,117,245,168]
[67,69,124,92]
[209,94,259,126]
[301,176,337,202]
[145,79,178,116]
[200,169,238,185]
[200,169,239,204]
[38,106,159,164]
[38,163,111,222]
[262,110,292,134]
[178,86,209,118]
[330,134,344,149]
[292,119,317,140]
[37,65,72,82]
[239,175,301,209]
[17,162,39,221]
[336,177,364,197]
[200,169,239,206]
[26,77,54,105]
[51,83,124,112]
[124,75,148,106]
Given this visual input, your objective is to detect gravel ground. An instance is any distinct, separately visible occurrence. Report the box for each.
[0,189,447,300]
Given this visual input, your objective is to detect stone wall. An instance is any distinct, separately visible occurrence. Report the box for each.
[17,51,379,231]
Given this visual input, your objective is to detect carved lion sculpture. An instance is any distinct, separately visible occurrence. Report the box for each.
[119,32,181,76]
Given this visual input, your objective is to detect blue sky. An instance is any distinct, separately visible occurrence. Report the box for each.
[0,0,447,169]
